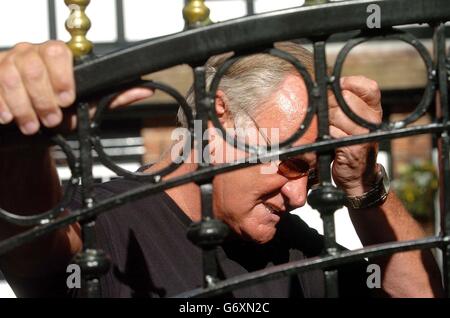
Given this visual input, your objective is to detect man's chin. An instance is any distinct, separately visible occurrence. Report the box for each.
[248,228,277,245]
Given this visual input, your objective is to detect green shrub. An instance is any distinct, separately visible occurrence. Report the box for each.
[392,160,438,222]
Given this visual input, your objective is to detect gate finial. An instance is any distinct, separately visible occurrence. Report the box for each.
[65,0,93,59]
[183,0,212,30]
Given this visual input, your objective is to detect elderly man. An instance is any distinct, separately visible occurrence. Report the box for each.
[0,40,444,298]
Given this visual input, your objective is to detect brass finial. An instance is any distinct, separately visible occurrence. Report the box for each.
[183,0,213,30]
[65,0,93,59]
[305,0,328,5]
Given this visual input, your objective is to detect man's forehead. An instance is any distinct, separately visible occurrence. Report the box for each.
[254,74,312,140]
[233,73,317,152]
[255,115,318,147]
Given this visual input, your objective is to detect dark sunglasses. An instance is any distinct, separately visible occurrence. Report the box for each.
[277,158,319,189]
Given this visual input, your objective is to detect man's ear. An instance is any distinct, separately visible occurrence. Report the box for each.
[207,90,233,164]
[215,90,232,127]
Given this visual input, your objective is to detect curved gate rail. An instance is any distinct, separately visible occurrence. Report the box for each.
[0,0,449,298]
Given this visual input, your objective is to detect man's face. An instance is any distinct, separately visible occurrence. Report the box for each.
[212,74,318,244]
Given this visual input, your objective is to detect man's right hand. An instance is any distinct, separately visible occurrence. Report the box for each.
[0,40,153,135]
[0,41,75,135]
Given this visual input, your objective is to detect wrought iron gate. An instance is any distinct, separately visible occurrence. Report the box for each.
[0,0,449,298]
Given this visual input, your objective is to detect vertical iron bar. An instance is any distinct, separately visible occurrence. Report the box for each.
[313,40,337,252]
[313,42,332,183]
[194,67,210,175]
[324,270,339,297]
[77,101,98,297]
[194,66,221,287]
[200,183,220,286]
[47,0,57,40]
[312,39,339,298]
[65,0,110,298]
[246,0,254,15]
[73,101,110,298]
[77,102,94,217]
[433,23,450,296]
[185,66,229,288]
[115,0,126,45]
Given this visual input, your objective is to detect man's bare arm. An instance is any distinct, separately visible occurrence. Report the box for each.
[0,145,82,297]
[329,76,444,297]
[349,192,444,297]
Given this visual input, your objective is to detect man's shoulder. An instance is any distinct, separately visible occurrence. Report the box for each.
[71,178,163,210]
[70,177,190,232]
[69,178,143,208]
[93,178,145,198]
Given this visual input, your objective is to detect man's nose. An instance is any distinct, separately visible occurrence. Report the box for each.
[280,177,309,208]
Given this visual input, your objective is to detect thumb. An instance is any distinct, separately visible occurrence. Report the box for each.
[110,87,154,108]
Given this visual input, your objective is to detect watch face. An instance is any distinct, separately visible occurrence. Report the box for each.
[379,164,390,193]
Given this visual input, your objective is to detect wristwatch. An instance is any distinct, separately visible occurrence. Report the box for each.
[344,164,390,210]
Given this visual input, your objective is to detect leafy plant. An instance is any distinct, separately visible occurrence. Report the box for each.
[392,160,438,222]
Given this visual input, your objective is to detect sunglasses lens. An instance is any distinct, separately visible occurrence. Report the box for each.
[278,159,310,178]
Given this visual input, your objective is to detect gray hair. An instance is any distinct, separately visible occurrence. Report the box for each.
[177,41,314,128]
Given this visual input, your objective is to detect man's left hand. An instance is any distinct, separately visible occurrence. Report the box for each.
[328,76,383,196]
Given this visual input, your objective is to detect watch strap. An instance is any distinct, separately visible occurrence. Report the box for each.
[344,164,389,210]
